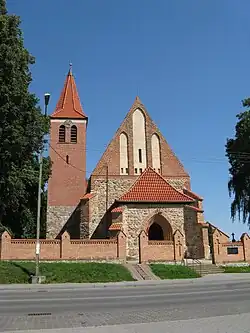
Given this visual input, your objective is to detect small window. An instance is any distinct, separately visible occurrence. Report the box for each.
[138,149,142,163]
[59,125,66,143]
[158,168,161,173]
[139,168,143,174]
[135,168,138,174]
[121,168,124,174]
[126,168,129,174]
[66,155,69,164]
[71,125,77,143]
[227,247,239,255]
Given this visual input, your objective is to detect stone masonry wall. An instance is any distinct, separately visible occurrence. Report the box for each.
[47,206,76,239]
[122,204,186,260]
[88,177,135,237]
[87,176,189,239]
[184,207,204,258]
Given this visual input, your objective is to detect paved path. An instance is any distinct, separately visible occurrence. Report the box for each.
[5,313,250,333]
[0,274,249,332]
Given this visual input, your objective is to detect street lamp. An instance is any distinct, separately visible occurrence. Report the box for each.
[35,93,50,283]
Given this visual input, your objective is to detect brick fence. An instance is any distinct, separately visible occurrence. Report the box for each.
[139,229,184,262]
[212,229,250,264]
[0,230,126,261]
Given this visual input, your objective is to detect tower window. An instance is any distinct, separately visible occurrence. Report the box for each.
[71,125,77,143]
[126,168,129,174]
[66,155,69,164]
[59,125,66,143]
[135,168,138,174]
[138,149,142,163]
[139,168,143,174]
[121,168,124,174]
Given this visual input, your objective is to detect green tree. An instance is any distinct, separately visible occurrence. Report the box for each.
[226,98,250,227]
[0,0,50,237]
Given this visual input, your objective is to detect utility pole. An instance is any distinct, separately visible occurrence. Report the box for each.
[34,93,50,283]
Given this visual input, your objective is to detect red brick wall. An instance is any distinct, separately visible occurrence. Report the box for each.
[139,230,184,262]
[212,229,250,264]
[91,98,190,184]
[48,121,87,207]
[0,231,126,261]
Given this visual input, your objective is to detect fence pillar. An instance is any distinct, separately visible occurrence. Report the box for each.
[241,233,250,263]
[117,231,126,261]
[61,231,70,259]
[173,229,184,261]
[139,230,148,263]
[1,231,11,260]
[211,229,222,264]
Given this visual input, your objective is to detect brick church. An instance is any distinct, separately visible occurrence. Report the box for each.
[47,66,212,261]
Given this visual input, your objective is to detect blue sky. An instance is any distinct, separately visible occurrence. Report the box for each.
[7,0,250,237]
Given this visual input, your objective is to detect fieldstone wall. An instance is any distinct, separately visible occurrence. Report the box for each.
[80,199,90,238]
[88,177,135,237]
[166,177,190,191]
[183,207,209,259]
[47,206,76,239]
[122,204,186,260]
[87,176,189,238]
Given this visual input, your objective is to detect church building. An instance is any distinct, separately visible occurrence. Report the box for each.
[47,67,211,261]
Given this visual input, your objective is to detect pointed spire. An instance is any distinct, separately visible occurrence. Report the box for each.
[0,0,7,15]
[69,62,73,75]
[51,65,87,119]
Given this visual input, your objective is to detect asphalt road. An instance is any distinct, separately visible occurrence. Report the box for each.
[0,276,250,332]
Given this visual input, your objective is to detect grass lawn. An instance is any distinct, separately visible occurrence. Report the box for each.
[150,264,200,279]
[0,261,135,284]
[223,266,250,273]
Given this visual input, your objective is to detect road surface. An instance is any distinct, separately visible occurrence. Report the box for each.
[0,274,249,332]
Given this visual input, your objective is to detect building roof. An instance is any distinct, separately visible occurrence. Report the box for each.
[111,206,124,213]
[51,65,87,119]
[109,222,122,231]
[117,167,194,203]
[183,188,203,201]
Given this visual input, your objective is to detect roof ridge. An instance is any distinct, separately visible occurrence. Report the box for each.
[118,167,194,203]
[146,167,194,201]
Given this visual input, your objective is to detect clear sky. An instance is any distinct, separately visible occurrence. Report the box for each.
[7,0,250,238]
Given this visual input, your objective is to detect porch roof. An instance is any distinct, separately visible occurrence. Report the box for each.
[117,167,194,203]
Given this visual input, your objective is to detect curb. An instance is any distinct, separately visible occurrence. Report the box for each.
[0,274,249,292]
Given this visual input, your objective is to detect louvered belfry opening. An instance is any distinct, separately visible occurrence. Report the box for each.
[59,125,66,143]
[71,125,77,143]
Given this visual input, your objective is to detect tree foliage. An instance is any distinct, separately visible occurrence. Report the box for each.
[226,98,250,227]
[0,0,50,237]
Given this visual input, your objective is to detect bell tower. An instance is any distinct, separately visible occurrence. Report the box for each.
[47,65,88,238]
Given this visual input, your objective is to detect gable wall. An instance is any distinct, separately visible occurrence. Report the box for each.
[91,99,190,181]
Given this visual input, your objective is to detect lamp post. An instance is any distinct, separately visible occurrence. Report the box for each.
[35,93,50,282]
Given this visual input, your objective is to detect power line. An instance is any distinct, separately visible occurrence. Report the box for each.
[48,144,250,177]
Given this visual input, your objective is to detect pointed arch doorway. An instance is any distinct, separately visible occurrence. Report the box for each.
[148,223,164,240]
[147,214,173,241]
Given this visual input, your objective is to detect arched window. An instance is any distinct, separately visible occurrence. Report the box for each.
[120,132,128,175]
[151,133,161,173]
[71,125,77,143]
[59,125,66,143]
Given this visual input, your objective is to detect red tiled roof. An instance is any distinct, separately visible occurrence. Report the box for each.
[118,167,194,203]
[185,205,204,213]
[81,193,94,200]
[111,207,123,213]
[109,223,122,231]
[51,66,87,119]
[183,188,203,201]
